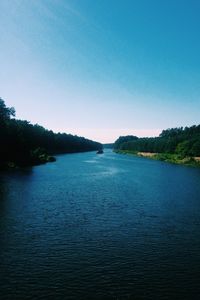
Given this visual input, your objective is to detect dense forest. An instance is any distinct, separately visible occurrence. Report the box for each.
[0,98,102,169]
[114,126,200,163]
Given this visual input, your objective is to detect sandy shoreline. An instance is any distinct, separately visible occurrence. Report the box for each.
[137,152,157,158]
[115,150,200,167]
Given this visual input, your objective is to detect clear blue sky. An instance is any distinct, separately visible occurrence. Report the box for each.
[0,0,200,142]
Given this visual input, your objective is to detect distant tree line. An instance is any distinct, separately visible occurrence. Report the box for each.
[0,98,102,168]
[103,143,114,149]
[114,126,200,157]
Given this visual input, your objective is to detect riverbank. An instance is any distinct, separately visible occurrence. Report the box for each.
[0,151,56,171]
[115,150,200,167]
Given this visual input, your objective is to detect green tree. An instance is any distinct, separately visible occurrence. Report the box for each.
[0,98,15,122]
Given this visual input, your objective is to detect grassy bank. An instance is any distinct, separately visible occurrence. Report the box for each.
[115,150,200,167]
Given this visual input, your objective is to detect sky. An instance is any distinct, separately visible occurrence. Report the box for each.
[0,0,200,143]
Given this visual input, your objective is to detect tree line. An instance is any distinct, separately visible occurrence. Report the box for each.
[114,125,200,157]
[0,98,102,168]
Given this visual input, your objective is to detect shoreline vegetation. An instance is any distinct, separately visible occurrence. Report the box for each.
[1,97,200,170]
[0,98,102,170]
[114,125,200,168]
[115,150,200,167]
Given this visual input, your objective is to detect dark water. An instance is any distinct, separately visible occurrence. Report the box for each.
[0,150,200,300]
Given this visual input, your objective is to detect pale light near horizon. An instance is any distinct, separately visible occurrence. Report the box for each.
[60,128,162,143]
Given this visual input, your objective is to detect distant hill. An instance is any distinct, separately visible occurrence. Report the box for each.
[0,98,102,169]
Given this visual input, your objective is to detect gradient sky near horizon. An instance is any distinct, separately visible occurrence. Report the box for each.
[0,0,200,142]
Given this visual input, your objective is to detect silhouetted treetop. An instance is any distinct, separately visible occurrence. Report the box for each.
[0,98,15,122]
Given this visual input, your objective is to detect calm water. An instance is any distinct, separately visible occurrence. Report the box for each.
[0,150,200,299]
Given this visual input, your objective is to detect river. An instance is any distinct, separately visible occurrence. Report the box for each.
[0,150,200,299]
